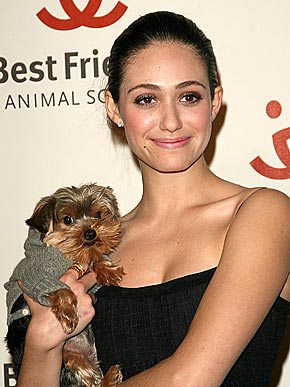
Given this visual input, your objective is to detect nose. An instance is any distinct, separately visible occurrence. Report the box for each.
[84,229,97,240]
[159,102,182,133]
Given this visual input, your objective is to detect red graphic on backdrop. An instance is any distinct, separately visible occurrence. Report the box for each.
[37,0,128,30]
[266,100,282,119]
[250,100,290,179]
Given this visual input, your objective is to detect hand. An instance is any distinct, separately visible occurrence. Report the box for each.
[22,267,97,352]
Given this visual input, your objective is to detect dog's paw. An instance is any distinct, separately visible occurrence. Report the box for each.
[104,265,125,286]
[49,289,78,334]
[101,365,122,386]
[93,262,125,286]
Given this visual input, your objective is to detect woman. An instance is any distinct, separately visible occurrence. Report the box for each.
[16,11,290,386]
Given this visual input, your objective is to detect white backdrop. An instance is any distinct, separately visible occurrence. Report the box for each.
[0,1,289,386]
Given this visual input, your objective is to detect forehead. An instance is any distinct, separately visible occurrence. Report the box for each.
[121,42,208,90]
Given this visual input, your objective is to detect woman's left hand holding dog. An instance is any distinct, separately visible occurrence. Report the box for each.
[16,267,98,387]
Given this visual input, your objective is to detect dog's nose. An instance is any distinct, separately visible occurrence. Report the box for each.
[84,229,97,240]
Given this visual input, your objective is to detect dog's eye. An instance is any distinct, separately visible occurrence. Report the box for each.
[95,211,102,219]
[63,216,74,225]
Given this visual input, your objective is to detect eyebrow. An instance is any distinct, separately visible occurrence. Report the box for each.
[127,80,206,94]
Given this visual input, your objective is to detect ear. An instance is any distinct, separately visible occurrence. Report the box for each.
[101,186,120,219]
[211,86,223,121]
[105,91,122,126]
[26,196,56,234]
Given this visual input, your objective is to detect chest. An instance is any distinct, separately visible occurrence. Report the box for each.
[112,206,234,287]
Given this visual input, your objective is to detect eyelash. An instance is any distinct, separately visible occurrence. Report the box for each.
[180,92,202,104]
[134,92,202,107]
[134,94,156,106]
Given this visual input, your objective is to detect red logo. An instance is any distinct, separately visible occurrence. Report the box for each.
[37,0,128,30]
[250,101,290,179]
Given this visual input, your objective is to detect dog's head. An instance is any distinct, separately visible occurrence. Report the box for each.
[26,184,121,262]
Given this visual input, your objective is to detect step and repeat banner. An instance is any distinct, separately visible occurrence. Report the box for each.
[1,1,289,385]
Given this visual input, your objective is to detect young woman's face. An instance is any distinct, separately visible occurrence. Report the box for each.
[109,42,222,173]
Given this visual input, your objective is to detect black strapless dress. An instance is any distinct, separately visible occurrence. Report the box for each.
[92,267,289,386]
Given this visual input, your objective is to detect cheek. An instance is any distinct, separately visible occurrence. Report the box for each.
[196,111,211,133]
[122,106,156,143]
[184,103,211,134]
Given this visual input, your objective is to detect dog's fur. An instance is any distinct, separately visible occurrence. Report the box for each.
[6,184,124,386]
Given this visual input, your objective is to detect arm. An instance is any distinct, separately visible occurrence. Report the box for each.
[17,325,63,387]
[16,270,97,387]
[121,189,290,386]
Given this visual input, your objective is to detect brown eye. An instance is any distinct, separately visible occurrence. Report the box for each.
[180,92,202,105]
[63,216,73,225]
[96,211,101,219]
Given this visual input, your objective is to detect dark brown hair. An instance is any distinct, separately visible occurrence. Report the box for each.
[105,11,219,135]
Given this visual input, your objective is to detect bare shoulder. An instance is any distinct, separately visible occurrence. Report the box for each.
[246,187,289,203]
[227,187,290,249]
[221,187,290,287]
[236,187,290,222]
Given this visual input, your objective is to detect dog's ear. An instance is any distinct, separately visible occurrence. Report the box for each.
[26,196,56,234]
[101,187,120,219]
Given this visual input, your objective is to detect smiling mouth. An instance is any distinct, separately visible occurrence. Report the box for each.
[151,136,191,149]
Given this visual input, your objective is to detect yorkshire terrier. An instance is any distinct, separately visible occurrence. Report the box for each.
[6,184,125,386]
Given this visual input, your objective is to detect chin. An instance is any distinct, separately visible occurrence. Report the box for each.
[157,165,193,174]
[142,158,196,174]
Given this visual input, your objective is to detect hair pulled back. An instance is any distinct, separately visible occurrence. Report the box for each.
[106,11,219,134]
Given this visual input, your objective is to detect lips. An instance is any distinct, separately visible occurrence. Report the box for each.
[151,136,191,149]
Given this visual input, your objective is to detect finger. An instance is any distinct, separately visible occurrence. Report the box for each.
[22,291,42,315]
[60,269,97,292]
[18,281,35,305]
[18,281,34,306]
[80,271,98,292]
[89,292,97,304]
[60,263,89,285]
[22,292,36,305]
[62,268,84,283]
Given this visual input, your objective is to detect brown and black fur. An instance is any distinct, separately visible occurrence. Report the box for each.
[6,184,124,386]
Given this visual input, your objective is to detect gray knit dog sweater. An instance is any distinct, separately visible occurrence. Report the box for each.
[5,228,73,325]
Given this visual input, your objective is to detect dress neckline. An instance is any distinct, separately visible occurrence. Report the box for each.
[97,266,217,298]
[97,266,290,305]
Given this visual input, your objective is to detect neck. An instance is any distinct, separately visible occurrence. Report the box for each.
[134,156,219,219]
